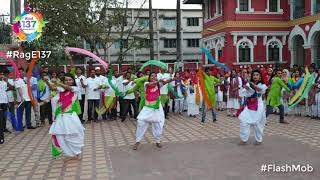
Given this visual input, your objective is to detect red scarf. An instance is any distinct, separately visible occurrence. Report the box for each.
[145,83,160,105]
[229,77,239,98]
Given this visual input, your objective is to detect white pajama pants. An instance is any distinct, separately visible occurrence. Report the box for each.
[56,133,84,157]
[240,121,265,143]
[174,99,184,113]
[135,120,163,143]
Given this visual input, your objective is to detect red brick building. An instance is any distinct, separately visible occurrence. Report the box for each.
[184,0,320,69]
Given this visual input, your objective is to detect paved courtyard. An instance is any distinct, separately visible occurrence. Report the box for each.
[0,112,319,180]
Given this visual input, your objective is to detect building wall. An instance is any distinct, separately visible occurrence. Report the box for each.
[85,8,203,68]
[187,0,320,69]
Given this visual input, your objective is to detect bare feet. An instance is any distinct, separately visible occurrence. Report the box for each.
[156,143,162,148]
[133,142,140,150]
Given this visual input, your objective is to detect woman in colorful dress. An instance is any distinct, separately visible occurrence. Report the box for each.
[186,74,200,117]
[238,70,267,145]
[313,68,320,119]
[46,73,85,160]
[171,72,186,115]
[133,72,174,150]
[281,69,292,116]
[291,70,303,116]
[227,69,242,116]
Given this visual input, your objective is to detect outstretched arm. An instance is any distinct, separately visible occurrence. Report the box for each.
[278,78,290,92]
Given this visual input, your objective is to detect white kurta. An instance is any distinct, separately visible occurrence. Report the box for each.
[49,87,85,157]
[238,83,267,143]
[135,83,166,143]
[186,84,199,116]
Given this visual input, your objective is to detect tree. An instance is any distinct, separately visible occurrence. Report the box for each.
[28,0,147,70]
[148,0,154,60]
[0,22,11,44]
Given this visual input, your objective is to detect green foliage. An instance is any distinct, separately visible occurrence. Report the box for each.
[28,0,146,67]
[0,22,12,44]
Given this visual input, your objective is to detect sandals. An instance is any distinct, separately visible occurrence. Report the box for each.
[156,143,162,148]
[132,142,140,150]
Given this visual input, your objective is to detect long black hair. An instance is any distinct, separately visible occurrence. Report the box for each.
[250,69,262,89]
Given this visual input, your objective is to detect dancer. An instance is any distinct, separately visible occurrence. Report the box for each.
[238,70,267,145]
[133,72,174,150]
[47,73,85,160]
[199,67,221,123]
[266,69,290,124]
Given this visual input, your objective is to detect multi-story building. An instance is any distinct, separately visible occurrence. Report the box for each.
[184,0,320,69]
[85,8,203,71]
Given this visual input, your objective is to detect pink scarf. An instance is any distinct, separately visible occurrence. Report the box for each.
[57,90,74,112]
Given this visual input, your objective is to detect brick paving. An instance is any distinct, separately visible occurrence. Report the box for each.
[0,112,319,180]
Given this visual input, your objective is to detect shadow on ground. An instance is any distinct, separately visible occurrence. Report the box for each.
[108,135,320,180]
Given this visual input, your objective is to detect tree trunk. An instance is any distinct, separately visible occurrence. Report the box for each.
[149,0,154,60]
[176,0,182,64]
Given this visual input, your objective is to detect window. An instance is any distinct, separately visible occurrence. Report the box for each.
[164,39,176,48]
[216,0,222,15]
[314,0,320,14]
[293,0,305,19]
[139,18,149,28]
[268,42,280,61]
[139,39,150,48]
[239,0,249,11]
[122,17,128,26]
[187,18,199,26]
[238,41,251,62]
[217,49,223,60]
[96,42,103,49]
[269,0,278,12]
[163,17,176,28]
[187,39,200,47]
[205,0,212,19]
[115,39,129,49]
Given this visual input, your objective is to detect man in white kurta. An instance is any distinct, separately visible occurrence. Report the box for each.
[157,69,171,118]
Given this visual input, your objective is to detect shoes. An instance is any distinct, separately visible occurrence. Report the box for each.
[156,143,162,148]
[27,126,36,129]
[132,142,140,150]
[238,141,247,145]
[213,119,217,122]
[0,139,4,144]
[254,141,262,145]
[121,118,126,122]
